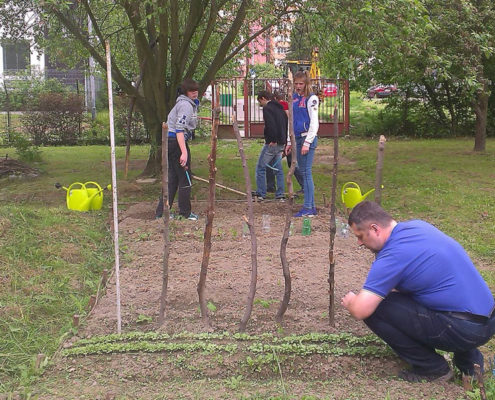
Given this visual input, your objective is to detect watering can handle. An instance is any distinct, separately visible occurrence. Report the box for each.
[67,182,86,192]
[84,181,103,191]
[341,182,360,202]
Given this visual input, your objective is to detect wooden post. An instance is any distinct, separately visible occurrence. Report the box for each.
[35,353,45,370]
[105,40,122,334]
[276,73,295,323]
[233,110,258,333]
[88,295,96,311]
[328,106,339,326]
[197,84,220,329]
[73,314,80,327]
[102,269,109,286]
[374,135,386,205]
[158,122,170,325]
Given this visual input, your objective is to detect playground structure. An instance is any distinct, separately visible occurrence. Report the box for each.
[211,76,350,139]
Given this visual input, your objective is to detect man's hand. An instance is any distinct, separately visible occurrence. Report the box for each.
[341,290,383,320]
[341,291,357,310]
[301,144,310,155]
[285,145,292,155]
[179,152,188,167]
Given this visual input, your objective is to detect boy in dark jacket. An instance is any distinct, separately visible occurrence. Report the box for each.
[253,90,288,201]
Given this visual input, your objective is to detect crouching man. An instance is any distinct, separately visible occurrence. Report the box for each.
[341,201,495,382]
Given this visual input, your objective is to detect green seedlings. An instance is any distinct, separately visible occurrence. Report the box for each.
[254,298,277,309]
[136,314,152,324]
[207,301,217,313]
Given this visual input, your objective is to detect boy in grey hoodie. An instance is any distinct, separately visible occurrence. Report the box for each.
[156,78,199,220]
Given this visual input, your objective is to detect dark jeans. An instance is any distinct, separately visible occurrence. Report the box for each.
[364,292,495,375]
[155,139,192,218]
[266,153,303,192]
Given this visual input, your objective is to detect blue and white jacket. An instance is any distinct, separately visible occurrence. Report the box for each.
[287,92,319,147]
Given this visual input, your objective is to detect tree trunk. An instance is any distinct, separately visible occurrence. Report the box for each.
[276,76,296,323]
[233,114,258,333]
[197,98,220,329]
[473,82,488,152]
[158,123,170,325]
[328,106,339,327]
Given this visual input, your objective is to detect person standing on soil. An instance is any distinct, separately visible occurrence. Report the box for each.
[341,201,495,383]
[285,71,319,217]
[252,90,288,201]
[266,91,304,195]
[155,78,199,220]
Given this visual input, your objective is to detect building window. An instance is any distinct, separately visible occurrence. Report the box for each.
[2,41,30,71]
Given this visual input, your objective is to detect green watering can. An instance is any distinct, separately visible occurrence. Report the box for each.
[55,181,111,212]
[341,182,375,209]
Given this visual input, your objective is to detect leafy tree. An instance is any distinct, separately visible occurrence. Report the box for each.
[303,0,495,149]
[1,0,303,174]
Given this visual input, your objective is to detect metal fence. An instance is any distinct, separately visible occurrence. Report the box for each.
[212,77,350,139]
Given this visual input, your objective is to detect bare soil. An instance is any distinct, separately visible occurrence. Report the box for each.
[33,198,478,399]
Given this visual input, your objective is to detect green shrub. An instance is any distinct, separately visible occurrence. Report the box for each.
[11,132,42,162]
[21,92,85,145]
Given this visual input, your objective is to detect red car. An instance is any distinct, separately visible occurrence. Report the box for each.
[367,84,397,98]
[323,83,338,97]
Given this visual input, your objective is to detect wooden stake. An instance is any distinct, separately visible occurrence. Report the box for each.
[374,135,386,205]
[328,105,339,326]
[73,314,80,327]
[88,295,96,311]
[35,353,45,370]
[105,40,122,334]
[233,105,258,333]
[197,83,220,329]
[276,73,295,323]
[102,269,109,286]
[158,122,170,325]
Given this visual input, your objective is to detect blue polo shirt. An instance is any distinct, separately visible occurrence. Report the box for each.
[363,220,494,316]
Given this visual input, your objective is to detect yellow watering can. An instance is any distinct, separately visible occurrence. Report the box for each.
[341,182,375,209]
[55,181,111,211]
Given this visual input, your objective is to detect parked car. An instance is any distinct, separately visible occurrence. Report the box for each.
[323,83,338,97]
[367,84,398,99]
[202,85,212,101]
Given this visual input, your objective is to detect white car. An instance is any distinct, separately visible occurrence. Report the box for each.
[202,85,212,101]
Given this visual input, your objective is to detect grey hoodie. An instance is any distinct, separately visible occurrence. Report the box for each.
[167,94,198,141]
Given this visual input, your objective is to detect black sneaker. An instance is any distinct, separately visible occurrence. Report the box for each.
[398,368,453,383]
[275,195,286,202]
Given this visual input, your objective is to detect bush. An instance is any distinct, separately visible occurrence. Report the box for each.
[21,92,85,145]
[11,131,42,162]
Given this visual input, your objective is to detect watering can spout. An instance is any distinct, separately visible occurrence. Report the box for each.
[362,188,376,201]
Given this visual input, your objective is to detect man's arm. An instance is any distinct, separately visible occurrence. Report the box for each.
[341,290,383,320]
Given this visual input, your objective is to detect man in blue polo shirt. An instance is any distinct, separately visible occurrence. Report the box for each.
[341,201,495,383]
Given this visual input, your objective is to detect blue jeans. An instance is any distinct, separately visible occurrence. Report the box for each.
[296,136,317,209]
[364,292,495,375]
[256,143,285,198]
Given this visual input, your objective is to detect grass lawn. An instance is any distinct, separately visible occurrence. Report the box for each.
[1,137,494,397]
